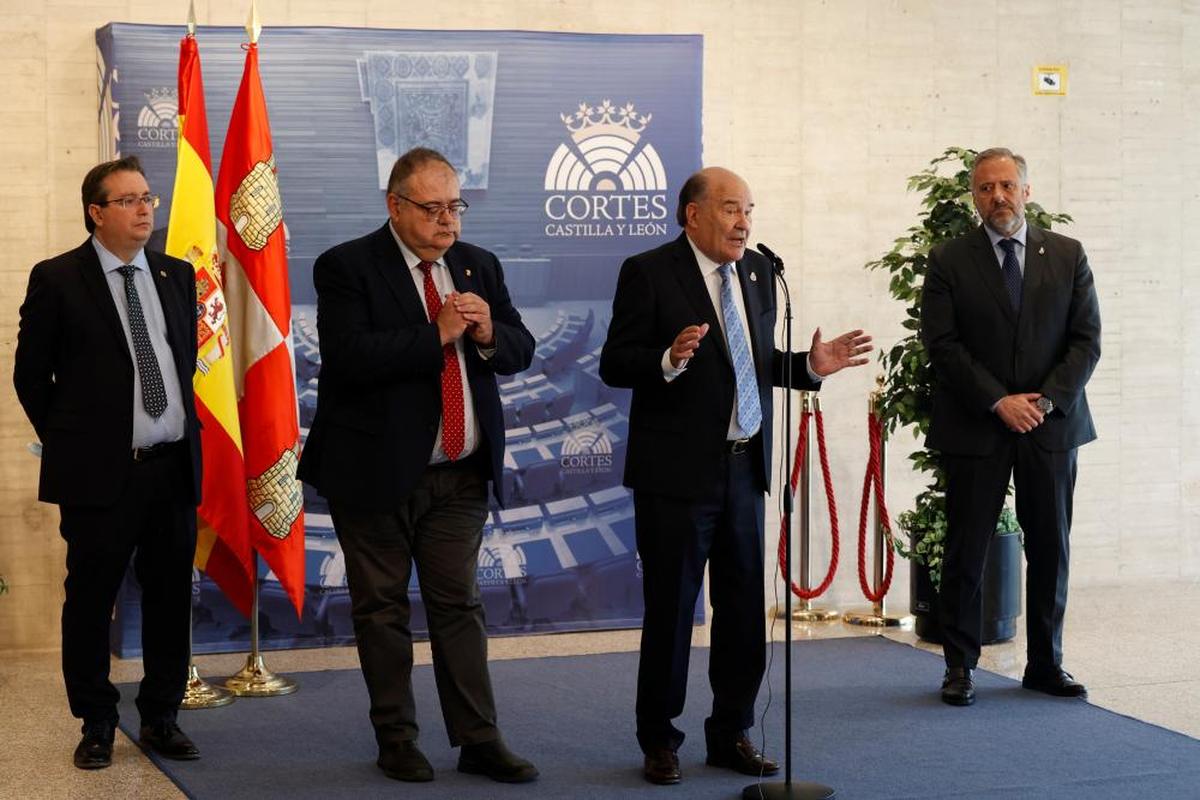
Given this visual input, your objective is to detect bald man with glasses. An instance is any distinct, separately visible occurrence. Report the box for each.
[299,147,538,784]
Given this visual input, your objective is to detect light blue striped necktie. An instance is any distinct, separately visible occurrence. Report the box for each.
[718,262,762,437]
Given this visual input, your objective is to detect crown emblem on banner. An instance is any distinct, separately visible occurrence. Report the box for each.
[560,100,652,138]
[144,86,175,103]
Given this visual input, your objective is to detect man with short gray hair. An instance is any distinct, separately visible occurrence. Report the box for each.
[921,147,1102,706]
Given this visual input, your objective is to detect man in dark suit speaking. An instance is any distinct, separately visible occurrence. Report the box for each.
[14,156,203,769]
[600,166,872,786]
[921,147,1101,706]
[298,148,537,784]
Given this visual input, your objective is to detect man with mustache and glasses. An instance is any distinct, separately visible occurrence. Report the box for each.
[600,166,872,786]
[921,147,1102,707]
[14,156,204,769]
[298,147,537,784]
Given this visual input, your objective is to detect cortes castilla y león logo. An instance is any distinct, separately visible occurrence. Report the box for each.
[543,100,670,238]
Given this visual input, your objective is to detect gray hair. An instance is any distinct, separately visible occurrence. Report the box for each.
[971,147,1028,186]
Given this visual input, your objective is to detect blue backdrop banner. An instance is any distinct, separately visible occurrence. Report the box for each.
[96,23,704,656]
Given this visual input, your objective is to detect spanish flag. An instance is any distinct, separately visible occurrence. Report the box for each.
[167,29,254,617]
[216,23,306,616]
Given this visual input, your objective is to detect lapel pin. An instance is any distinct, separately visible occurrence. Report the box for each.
[465,268,472,277]
[1038,246,1044,255]
[749,271,757,282]
[159,270,166,277]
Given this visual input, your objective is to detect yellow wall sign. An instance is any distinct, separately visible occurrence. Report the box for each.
[1033,65,1068,96]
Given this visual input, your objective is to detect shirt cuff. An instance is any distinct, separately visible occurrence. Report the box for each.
[477,344,497,360]
[806,354,824,384]
[662,348,687,382]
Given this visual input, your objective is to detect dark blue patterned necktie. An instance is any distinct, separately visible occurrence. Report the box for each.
[118,265,168,418]
[998,238,1022,312]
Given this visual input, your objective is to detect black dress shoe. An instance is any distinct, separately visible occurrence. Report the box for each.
[138,720,200,760]
[941,667,976,706]
[377,740,434,782]
[74,721,115,770]
[706,733,779,776]
[458,738,539,783]
[1022,665,1087,698]
[643,747,681,785]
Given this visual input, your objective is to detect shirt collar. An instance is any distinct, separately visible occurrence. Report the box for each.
[388,220,444,271]
[684,232,727,278]
[92,236,148,274]
[983,220,1027,250]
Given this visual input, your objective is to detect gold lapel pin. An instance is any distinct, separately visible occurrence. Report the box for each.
[749,272,757,282]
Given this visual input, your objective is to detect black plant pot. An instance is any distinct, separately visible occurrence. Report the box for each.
[910,529,1022,645]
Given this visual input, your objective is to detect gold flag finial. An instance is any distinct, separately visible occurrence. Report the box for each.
[246,0,261,44]
[186,0,196,36]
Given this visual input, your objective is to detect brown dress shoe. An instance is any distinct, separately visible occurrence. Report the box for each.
[643,747,681,785]
[73,721,115,770]
[138,720,200,760]
[706,733,780,776]
[941,666,976,706]
[1022,665,1087,698]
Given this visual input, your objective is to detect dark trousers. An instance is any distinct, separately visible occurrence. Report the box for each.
[59,444,196,727]
[940,436,1077,670]
[633,447,765,754]
[329,461,497,750]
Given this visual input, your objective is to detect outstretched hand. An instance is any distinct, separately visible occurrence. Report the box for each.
[808,328,873,378]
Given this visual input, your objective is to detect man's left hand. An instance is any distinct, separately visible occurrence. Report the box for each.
[454,292,494,346]
[809,328,873,377]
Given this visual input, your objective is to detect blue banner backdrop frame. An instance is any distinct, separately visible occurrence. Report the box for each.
[96,23,704,656]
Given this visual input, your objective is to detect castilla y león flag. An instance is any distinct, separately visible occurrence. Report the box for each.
[166,31,254,617]
[215,35,305,616]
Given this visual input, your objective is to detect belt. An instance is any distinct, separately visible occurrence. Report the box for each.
[725,437,751,455]
[132,439,187,462]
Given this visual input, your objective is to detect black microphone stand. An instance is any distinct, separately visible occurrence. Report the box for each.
[744,246,834,800]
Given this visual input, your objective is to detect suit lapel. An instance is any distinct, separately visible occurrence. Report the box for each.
[369,223,429,322]
[736,256,767,368]
[76,239,133,354]
[969,226,1017,326]
[442,244,477,296]
[147,251,188,374]
[1018,225,1048,338]
[668,234,728,364]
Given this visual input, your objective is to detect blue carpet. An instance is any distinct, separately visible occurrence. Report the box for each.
[118,637,1200,799]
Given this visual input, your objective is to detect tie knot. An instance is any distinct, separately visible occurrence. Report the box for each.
[118,264,137,278]
[718,262,734,280]
[998,238,1018,254]
[417,260,435,275]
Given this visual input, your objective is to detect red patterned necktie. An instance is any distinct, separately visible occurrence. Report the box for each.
[418,261,465,460]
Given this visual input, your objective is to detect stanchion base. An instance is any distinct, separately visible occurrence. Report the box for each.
[842,609,914,628]
[181,664,235,709]
[224,654,298,697]
[773,604,840,622]
[742,780,836,799]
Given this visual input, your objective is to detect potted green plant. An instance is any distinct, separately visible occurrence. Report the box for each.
[866,147,1070,643]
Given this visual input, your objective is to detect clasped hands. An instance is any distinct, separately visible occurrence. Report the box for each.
[995,393,1047,434]
[669,324,873,374]
[436,292,493,347]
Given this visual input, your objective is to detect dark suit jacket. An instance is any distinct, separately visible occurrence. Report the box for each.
[297,223,534,510]
[13,239,202,507]
[921,224,1101,456]
[599,233,819,501]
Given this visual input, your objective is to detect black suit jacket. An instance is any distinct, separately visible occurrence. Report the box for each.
[921,224,1101,456]
[13,239,202,507]
[297,223,534,510]
[599,233,818,501]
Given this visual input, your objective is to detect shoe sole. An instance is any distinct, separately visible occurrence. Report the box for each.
[138,740,201,761]
[643,772,681,785]
[1021,682,1087,699]
[457,762,539,783]
[74,759,111,770]
[705,757,780,776]
[941,693,975,706]
[380,767,434,782]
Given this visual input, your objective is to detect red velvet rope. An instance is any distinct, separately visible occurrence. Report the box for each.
[856,412,895,602]
[777,408,840,599]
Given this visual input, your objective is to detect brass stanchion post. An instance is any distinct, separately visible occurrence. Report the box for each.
[181,575,234,709]
[844,382,912,628]
[224,554,298,697]
[775,392,838,623]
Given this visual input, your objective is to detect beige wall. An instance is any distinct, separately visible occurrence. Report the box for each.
[1,0,1196,649]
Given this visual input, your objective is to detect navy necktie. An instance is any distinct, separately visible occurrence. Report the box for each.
[998,238,1022,312]
[117,265,168,418]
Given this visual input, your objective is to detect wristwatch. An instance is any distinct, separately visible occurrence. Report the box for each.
[1036,396,1054,415]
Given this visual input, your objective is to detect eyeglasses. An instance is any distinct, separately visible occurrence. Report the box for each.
[96,194,160,210]
[393,193,469,220]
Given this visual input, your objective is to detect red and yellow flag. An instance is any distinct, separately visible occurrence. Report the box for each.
[167,30,254,617]
[215,32,306,616]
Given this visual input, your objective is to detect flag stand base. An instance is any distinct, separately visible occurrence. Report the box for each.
[224,654,297,697]
[181,663,235,709]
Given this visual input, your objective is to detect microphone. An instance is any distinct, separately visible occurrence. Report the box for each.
[756,242,784,274]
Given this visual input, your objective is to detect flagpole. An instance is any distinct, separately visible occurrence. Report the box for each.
[224,552,297,696]
[181,576,234,709]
